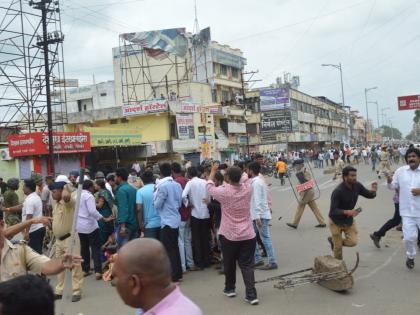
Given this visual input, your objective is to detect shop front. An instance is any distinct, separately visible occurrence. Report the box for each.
[7,132,91,177]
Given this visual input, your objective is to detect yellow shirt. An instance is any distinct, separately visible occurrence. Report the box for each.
[0,239,50,282]
[276,161,287,173]
[52,193,76,238]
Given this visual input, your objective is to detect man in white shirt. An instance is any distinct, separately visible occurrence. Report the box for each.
[247,162,278,270]
[77,180,113,279]
[182,167,210,270]
[388,148,420,269]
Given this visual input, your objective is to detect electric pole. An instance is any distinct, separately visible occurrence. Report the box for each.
[32,0,64,175]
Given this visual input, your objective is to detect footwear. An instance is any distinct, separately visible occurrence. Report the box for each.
[188,266,201,271]
[396,225,402,231]
[71,295,81,303]
[95,273,102,280]
[83,271,92,277]
[223,289,236,298]
[327,237,334,251]
[286,223,298,229]
[257,263,278,270]
[254,260,264,268]
[370,233,381,249]
[315,224,326,228]
[54,294,62,300]
[406,258,415,270]
[245,297,259,305]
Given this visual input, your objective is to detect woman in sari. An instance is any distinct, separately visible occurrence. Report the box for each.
[95,179,115,246]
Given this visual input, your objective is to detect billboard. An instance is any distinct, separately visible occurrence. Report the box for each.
[83,127,142,147]
[8,132,91,157]
[176,114,195,140]
[398,94,420,111]
[122,100,168,117]
[260,88,290,111]
[261,110,292,143]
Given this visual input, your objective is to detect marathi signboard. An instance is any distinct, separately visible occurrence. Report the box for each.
[398,94,420,111]
[260,88,290,111]
[83,127,142,147]
[122,100,168,117]
[8,132,91,157]
[176,114,195,139]
[260,110,292,143]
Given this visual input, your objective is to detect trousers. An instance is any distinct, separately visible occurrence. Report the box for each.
[375,203,401,238]
[329,220,358,260]
[160,225,182,281]
[292,200,325,226]
[402,216,420,259]
[28,227,46,254]
[254,219,277,265]
[55,236,83,296]
[178,219,194,272]
[79,229,102,274]
[190,216,211,269]
[220,235,257,299]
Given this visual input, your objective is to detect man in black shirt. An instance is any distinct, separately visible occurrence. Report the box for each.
[328,166,377,259]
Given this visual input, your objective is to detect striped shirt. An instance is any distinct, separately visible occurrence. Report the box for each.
[207,180,255,242]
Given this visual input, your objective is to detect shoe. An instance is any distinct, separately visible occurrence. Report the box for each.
[370,233,381,249]
[327,237,334,251]
[396,225,402,231]
[54,294,62,300]
[406,258,415,270]
[83,271,92,277]
[315,224,326,228]
[95,273,102,280]
[254,260,264,268]
[286,223,298,229]
[245,297,259,305]
[188,266,201,271]
[223,289,236,298]
[71,295,81,303]
[257,263,278,270]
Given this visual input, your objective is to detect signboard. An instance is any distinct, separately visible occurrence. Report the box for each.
[122,100,168,117]
[176,114,195,139]
[296,179,315,193]
[398,94,420,111]
[261,110,292,132]
[227,122,246,134]
[53,79,79,88]
[0,148,12,161]
[83,127,142,147]
[260,88,290,111]
[8,132,91,157]
[172,139,199,152]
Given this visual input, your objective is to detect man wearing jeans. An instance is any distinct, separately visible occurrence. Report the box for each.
[247,162,278,270]
[115,168,138,249]
[154,163,183,282]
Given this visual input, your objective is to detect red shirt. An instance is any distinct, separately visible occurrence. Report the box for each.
[173,175,190,221]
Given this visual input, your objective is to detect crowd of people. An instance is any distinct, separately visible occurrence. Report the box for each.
[0,143,419,314]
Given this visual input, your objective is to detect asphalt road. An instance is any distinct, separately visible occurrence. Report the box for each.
[55,161,420,315]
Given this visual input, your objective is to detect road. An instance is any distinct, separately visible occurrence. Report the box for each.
[55,161,420,315]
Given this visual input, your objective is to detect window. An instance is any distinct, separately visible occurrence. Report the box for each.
[83,104,87,111]
[222,90,230,101]
[231,67,239,78]
[220,64,228,76]
[100,92,107,97]
[77,100,82,112]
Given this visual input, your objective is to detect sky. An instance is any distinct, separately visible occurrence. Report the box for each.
[58,0,420,136]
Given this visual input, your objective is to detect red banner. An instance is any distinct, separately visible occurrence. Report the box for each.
[296,179,315,193]
[398,95,420,111]
[8,132,91,158]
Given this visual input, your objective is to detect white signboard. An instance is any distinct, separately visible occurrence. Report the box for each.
[122,100,168,117]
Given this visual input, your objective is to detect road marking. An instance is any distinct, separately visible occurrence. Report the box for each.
[355,244,402,281]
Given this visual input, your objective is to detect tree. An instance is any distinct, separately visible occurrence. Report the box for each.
[379,125,402,139]
[414,110,420,124]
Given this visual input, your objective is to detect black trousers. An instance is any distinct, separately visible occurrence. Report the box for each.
[375,204,420,242]
[191,216,211,269]
[29,227,46,254]
[79,229,102,274]
[220,235,257,299]
[160,225,183,281]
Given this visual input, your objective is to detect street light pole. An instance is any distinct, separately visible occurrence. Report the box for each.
[381,107,390,127]
[364,86,378,145]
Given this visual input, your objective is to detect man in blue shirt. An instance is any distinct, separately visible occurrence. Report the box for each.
[153,163,183,282]
[137,171,161,240]
[115,168,138,249]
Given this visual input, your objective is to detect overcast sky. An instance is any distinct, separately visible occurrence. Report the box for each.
[59,0,420,136]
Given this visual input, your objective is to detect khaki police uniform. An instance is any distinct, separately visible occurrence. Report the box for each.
[292,169,326,226]
[52,190,83,296]
[0,239,49,282]
[378,150,391,175]
[334,159,345,178]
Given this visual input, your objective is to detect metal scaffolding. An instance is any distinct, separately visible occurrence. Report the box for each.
[0,0,67,132]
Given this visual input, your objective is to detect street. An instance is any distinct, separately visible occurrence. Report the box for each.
[55,162,420,315]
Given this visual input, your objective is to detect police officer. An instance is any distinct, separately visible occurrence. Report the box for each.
[333,151,345,180]
[50,181,84,302]
[287,159,326,229]
[378,146,391,179]
[0,209,80,283]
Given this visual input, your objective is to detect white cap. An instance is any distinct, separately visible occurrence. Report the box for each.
[76,175,89,182]
[55,175,70,183]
